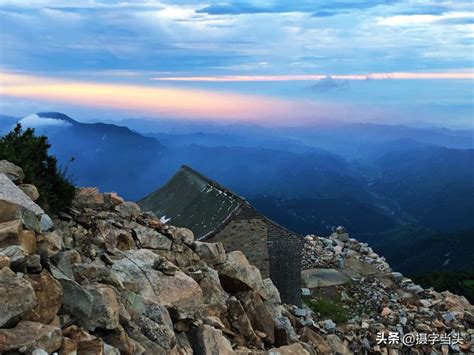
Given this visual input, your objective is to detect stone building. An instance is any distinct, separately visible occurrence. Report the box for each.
[138,165,303,305]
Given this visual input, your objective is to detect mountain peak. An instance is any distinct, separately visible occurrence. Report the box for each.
[19,112,76,128]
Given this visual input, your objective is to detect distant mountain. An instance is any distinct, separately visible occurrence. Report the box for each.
[0,114,19,134]
[250,195,397,236]
[13,112,164,199]
[371,146,474,231]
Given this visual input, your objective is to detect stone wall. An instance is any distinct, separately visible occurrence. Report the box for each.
[267,222,303,306]
[212,212,270,278]
[210,204,302,306]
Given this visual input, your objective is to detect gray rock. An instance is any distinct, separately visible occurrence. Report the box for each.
[274,316,298,346]
[50,265,94,320]
[0,173,44,230]
[115,201,140,219]
[0,321,62,353]
[217,251,265,296]
[39,214,54,233]
[132,224,172,250]
[19,184,40,201]
[192,241,226,265]
[0,267,37,327]
[82,284,120,331]
[0,160,24,184]
[37,231,63,257]
[188,324,235,355]
[323,319,337,333]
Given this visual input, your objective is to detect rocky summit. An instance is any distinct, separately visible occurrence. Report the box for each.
[0,160,473,354]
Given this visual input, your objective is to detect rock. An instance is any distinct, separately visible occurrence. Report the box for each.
[0,160,24,184]
[192,241,226,265]
[268,343,312,355]
[381,307,391,317]
[115,201,140,219]
[0,255,10,268]
[0,267,37,327]
[50,265,94,320]
[0,173,44,229]
[217,251,264,295]
[326,334,350,355]
[227,296,260,347]
[132,224,172,250]
[301,288,311,297]
[52,249,81,279]
[0,321,62,353]
[103,192,124,210]
[274,316,298,346]
[323,319,337,333]
[111,249,203,311]
[37,231,63,257]
[262,278,281,304]
[77,338,104,355]
[19,184,40,201]
[298,327,332,354]
[192,266,229,316]
[0,219,37,253]
[59,337,78,354]
[23,270,63,324]
[188,324,235,355]
[121,292,176,350]
[74,187,105,209]
[175,227,194,245]
[464,310,474,324]
[237,290,275,344]
[40,214,54,233]
[82,284,120,331]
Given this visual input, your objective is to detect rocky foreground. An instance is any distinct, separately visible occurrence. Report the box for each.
[0,159,473,354]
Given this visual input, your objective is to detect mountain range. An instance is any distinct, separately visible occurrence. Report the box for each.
[1,112,473,276]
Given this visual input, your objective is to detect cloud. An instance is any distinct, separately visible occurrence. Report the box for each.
[151,72,474,81]
[196,1,400,16]
[19,113,72,127]
[0,71,331,124]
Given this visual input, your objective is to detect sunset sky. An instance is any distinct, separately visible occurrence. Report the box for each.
[0,0,473,127]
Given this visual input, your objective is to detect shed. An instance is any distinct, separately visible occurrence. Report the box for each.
[138,166,303,305]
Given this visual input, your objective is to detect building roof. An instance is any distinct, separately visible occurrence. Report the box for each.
[138,166,246,239]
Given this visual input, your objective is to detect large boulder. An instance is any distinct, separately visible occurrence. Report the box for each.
[0,321,62,353]
[132,224,172,250]
[0,173,51,232]
[121,291,176,350]
[0,267,37,327]
[325,334,351,355]
[192,241,226,265]
[236,290,275,345]
[190,266,228,317]
[50,265,94,320]
[226,296,260,348]
[217,251,264,296]
[37,231,63,257]
[187,324,235,355]
[115,201,140,219]
[82,284,120,331]
[23,270,63,324]
[0,160,24,184]
[19,184,40,201]
[111,249,203,311]
[0,219,37,254]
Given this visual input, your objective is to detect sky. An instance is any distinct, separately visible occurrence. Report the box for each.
[0,0,473,128]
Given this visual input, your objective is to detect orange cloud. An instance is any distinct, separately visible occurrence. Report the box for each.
[151,72,474,82]
[0,71,320,123]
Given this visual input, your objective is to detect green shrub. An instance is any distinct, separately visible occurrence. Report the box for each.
[306,298,349,324]
[0,124,75,214]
